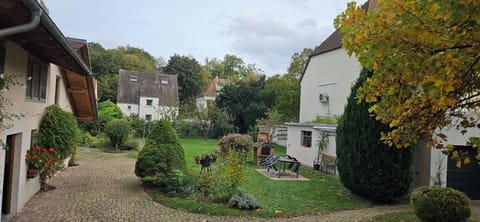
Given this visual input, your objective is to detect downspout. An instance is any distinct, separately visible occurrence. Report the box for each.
[0,0,42,37]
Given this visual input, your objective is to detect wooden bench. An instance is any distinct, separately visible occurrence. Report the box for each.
[320,154,337,175]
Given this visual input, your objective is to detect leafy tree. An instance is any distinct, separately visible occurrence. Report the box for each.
[135,120,186,180]
[104,119,130,150]
[335,1,480,151]
[37,105,79,160]
[98,100,123,119]
[164,54,204,111]
[336,68,414,202]
[287,48,312,79]
[216,76,274,133]
[265,74,300,122]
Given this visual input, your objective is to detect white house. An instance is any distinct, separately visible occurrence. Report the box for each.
[117,69,179,121]
[0,0,98,218]
[286,0,480,199]
[196,76,229,111]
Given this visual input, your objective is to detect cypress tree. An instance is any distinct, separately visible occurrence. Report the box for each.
[135,119,186,179]
[336,68,414,202]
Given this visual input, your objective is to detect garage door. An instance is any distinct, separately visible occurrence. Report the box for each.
[447,147,480,200]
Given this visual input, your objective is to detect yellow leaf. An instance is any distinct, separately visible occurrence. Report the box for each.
[456,160,462,168]
[452,150,459,158]
[464,157,471,165]
[475,153,480,161]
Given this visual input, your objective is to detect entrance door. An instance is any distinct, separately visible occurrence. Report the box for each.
[2,135,15,214]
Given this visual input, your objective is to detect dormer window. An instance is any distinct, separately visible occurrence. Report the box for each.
[146,99,153,106]
[161,79,169,85]
[130,76,138,82]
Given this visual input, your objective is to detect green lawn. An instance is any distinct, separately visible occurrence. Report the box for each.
[144,137,370,217]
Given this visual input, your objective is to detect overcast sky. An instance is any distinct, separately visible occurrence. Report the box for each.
[44,0,365,76]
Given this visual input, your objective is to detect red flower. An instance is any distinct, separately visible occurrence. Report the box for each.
[25,153,31,158]
[48,148,55,152]
[35,145,41,150]
[32,155,38,159]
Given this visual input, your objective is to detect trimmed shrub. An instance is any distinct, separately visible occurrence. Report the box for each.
[120,139,140,150]
[228,189,260,210]
[135,119,186,181]
[336,68,414,202]
[37,105,79,160]
[219,134,253,160]
[104,119,130,150]
[410,186,471,222]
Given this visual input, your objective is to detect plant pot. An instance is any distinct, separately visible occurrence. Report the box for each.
[27,168,38,178]
[194,156,200,164]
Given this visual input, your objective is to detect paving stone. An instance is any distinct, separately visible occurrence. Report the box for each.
[11,147,409,222]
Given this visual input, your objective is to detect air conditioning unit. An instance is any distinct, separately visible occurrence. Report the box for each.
[319,93,329,104]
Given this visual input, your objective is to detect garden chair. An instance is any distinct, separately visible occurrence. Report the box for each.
[259,154,280,172]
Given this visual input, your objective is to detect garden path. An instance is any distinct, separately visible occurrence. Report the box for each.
[12,147,410,222]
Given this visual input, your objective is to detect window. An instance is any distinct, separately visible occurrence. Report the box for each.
[161,79,169,85]
[301,131,312,147]
[129,76,138,82]
[146,99,153,106]
[127,105,131,110]
[26,56,48,101]
[30,129,38,148]
[145,114,152,121]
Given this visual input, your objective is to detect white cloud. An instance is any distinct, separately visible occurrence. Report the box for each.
[224,15,331,75]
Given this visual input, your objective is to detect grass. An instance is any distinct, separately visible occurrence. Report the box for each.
[145,137,370,217]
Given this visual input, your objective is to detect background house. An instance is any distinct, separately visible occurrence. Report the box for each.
[286,0,480,199]
[0,0,97,218]
[196,76,229,111]
[117,69,179,121]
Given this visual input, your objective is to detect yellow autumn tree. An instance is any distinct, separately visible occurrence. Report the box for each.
[335,0,480,164]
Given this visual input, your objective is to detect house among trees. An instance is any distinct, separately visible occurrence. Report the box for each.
[287,0,480,199]
[117,69,179,121]
[0,0,97,217]
[196,76,229,111]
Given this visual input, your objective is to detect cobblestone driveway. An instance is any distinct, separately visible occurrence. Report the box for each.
[12,147,408,222]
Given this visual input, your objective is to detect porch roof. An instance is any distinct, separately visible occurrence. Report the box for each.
[0,0,97,121]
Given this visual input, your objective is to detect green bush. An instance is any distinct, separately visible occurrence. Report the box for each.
[127,114,148,138]
[228,189,260,210]
[336,69,414,202]
[218,134,253,160]
[135,119,186,181]
[37,105,79,160]
[410,186,471,222]
[120,139,140,150]
[104,119,130,150]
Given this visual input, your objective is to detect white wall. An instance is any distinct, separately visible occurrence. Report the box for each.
[0,41,72,214]
[299,49,361,123]
[196,96,215,111]
[286,124,336,168]
[139,97,159,120]
[118,103,139,117]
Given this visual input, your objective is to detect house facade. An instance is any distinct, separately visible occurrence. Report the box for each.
[117,69,179,121]
[286,0,480,199]
[0,0,97,218]
[196,76,229,111]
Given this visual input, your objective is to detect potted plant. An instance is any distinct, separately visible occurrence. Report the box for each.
[25,145,57,190]
[313,131,329,170]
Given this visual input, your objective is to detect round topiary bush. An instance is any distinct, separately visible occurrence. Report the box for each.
[104,119,130,150]
[135,119,186,180]
[410,186,471,222]
[336,68,414,202]
[219,134,253,160]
